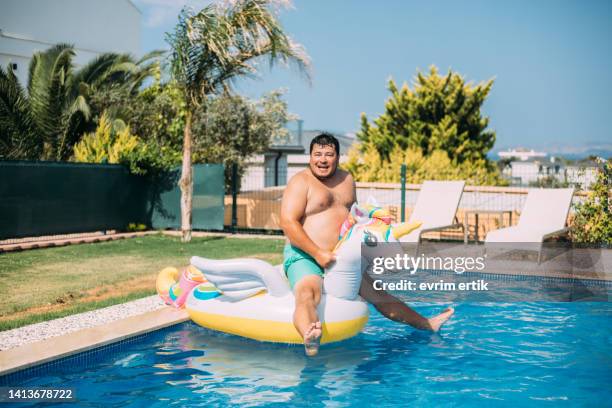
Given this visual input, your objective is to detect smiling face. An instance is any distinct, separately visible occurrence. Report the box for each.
[309,143,339,180]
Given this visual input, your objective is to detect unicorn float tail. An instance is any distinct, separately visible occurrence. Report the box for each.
[156,265,214,308]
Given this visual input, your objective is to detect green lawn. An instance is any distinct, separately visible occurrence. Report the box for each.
[0,234,284,331]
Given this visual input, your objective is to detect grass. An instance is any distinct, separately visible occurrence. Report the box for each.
[0,233,284,331]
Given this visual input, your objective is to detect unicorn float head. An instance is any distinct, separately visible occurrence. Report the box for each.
[323,202,422,300]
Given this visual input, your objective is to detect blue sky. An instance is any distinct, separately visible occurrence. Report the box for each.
[134,0,612,150]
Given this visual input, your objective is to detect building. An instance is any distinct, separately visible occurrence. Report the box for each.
[241,122,358,190]
[0,0,141,85]
[501,156,600,189]
[563,162,600,189]
[503,158,561,186]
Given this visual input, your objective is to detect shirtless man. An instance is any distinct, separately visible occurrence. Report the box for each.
[280,133,454,356]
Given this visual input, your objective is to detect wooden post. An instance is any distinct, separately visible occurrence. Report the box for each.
[400,164,406,222]
[231,162,238,234]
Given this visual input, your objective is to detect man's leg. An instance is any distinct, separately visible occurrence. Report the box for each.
[292,275,323,356]
[284,245,325,355]
[359,272,454,332]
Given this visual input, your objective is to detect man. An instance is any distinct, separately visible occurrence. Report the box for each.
[280,133,454,356]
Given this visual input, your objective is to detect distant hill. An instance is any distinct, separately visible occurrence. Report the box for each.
[491,142,612,161]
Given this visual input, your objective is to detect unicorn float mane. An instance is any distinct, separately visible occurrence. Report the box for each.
[334,203,419,252]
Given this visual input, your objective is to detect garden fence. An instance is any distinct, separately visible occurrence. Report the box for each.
[0,161,225,241]
[225,162,599,241]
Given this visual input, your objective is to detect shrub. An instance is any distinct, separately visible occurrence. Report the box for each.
[73,111,180,176]
[73,113,139,164]
[119,142,180,177]
[127,223,147,232]
[571,159,612,244]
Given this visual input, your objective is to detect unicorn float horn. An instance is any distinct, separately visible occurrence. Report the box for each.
[391,221,423,240]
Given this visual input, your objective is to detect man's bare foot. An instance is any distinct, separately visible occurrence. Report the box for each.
[427,307,455,332]
[304,321,322,356]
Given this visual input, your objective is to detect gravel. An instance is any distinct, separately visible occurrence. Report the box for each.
[0,296,166,351]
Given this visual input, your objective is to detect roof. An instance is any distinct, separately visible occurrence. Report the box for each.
[511,159,560,167]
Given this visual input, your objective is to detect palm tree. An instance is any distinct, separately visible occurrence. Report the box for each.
[0,44,161,161]
[166,0,311,242]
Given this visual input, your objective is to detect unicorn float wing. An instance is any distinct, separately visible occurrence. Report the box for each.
[190,256,290,299]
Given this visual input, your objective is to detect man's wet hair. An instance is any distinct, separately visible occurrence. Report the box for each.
[310,133,340,155]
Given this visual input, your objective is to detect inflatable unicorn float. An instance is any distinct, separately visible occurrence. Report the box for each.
[156,202,421,344]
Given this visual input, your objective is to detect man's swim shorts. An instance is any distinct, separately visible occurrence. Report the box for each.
[283,244,324,290]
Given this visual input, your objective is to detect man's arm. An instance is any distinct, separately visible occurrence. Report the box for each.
[280,174,335,268]
[358,271,432,330]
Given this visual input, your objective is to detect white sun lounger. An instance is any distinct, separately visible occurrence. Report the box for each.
[399,180,465,244]
[484,188,574,263]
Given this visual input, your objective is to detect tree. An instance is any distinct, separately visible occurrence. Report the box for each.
[166,0,310,242]
[358,66,495,164]
[90,76,186,154]
[0,44,160,161]
[192,89,296,191]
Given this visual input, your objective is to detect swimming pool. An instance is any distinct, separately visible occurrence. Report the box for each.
[2,294,610,407]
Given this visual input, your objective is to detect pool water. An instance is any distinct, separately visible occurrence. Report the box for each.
[4,300,611,407]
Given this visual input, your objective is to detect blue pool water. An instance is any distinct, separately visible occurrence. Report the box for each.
[3,300,611,407]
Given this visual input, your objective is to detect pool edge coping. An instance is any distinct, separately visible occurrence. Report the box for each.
[0,307,189,376]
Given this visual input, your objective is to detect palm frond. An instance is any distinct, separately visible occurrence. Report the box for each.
[70,53,123,86]
[57,95,91,160]
[136,49,166,65]
[0,65,40,159]
[27,44,76,152]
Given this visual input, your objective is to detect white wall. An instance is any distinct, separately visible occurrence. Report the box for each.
[0,0,141,85]
[565,166,598,189]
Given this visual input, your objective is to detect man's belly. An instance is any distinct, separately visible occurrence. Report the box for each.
[302,206,349,251]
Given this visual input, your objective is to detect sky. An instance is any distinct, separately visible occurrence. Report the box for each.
[133,0,612,151]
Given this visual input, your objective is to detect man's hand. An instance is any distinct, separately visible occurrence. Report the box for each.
[315,249,336,269]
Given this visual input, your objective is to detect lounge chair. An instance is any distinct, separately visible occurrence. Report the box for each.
[484,188,574,263]
[399,180,465,244]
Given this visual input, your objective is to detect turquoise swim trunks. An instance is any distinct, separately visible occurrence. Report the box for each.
[283,244,324,290]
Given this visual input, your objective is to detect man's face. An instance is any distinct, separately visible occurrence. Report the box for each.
[309,144,338,180]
